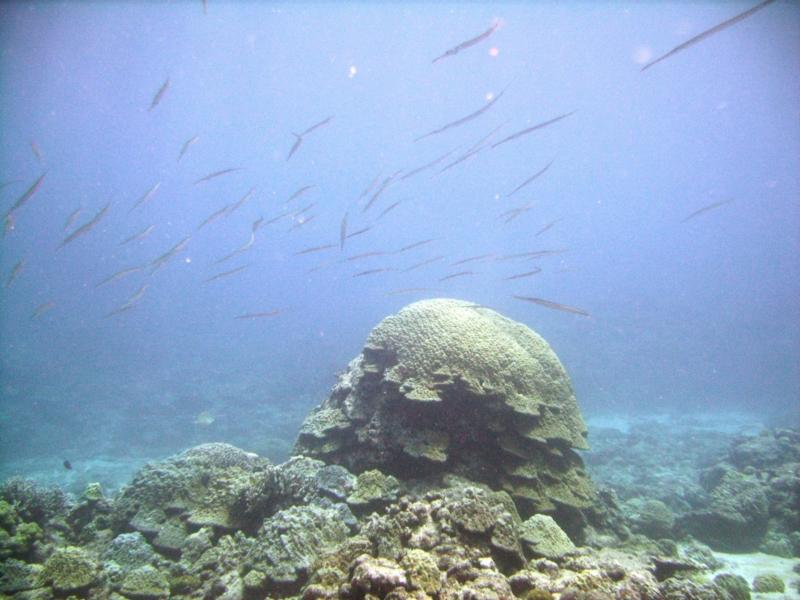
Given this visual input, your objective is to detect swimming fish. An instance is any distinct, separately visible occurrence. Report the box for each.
[396,238,436,253]
[363,171,402,213]
[385,287,441,296]
[226,187,256,217]
[177,135,199,162]
[492,112,575,150]
[193,168,243,185]
[30,141,43,164]
[287,185,314,202]
[64,206,83,231]
[451,254,494,266]
[346,250,390,262]
[641,0,776,72]
[128,182,161,213]
[294,243,336,256]
[5,259,24,288]
[286,116,334,161]
[148,77,170,111]
[500,206,532,224]
[415,88,506,142]
[340,211,348,250]
[513,295,590,317]
[205,264,248,283]
[680,199,734,223]
[345,225,374,240]
[120,224,155,245]
[4,172,46,219]
[508,160,554,197]
[377,199,403,221]
[501,268,542,281]
[150,236,190,272]
[105,283,149,318]
[401,148,458,180]
[95,265,145,288]
[198,204,233,230]
[31,301,55,319]
[216,232,255,264]
[353,267,396,278]
[58,202,110,249]
[438,270,475,282]
[432,21,500,64]
[402,255,444,272]
[62,460,72,470]
[535,219,563,236]
[234,309,282,320]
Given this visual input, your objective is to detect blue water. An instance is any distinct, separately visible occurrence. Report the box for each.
[1,2,798,491]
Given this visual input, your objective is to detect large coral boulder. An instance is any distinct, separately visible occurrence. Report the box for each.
[293,299,594,518]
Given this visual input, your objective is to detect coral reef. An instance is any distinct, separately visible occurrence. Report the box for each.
[294,298,595,527]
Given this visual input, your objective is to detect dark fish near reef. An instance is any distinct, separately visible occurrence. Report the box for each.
[5,259,24,288]
[4,172,46,219]
[148,77,170,111]
[120,224,155,245]
[432,21,500,64]
[641,0,776,72]
[193,168,243,185]
[513,295,590,317]
[680,199,734,223]
[492,112,575,150]
[31,301,55,319]
[508,160,554,197]
[128,182,161,213]
[58,202,110,249]
[177,135,199,162]
[415,88,506,142]
[62,460,72,470]
[235,309,282,320]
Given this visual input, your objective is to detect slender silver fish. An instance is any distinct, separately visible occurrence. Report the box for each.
[513,295,590,317]
[120,224,155,245]
[64,207,83,231]
[508,160,554,197]
[205,265,249,283]
[340,211,348,250]
[58,203,110,249]
[680,199,733,223]
[148,77,170,111]
[4,172,46,219]
[491,112,575,150]
[235,309,282,320]
[193,168,243,185]
[105,283,149,318]
[150,236,190,272]
[129,182,161,213]
[95,265,145,288]
[415,88,506,142]
[31,301,55,319]
[535,219,563,236]
[177,135,199,162]
[5,259,24,288]
[642,0,776,72]
[432,21,499,64]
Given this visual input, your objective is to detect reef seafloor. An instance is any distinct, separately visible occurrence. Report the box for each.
[1,299,798,600]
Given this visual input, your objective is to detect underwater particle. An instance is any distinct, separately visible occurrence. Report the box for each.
[348,65,357,78]
[489,46,500,58]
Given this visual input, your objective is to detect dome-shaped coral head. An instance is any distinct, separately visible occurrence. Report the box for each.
[294,299,594,516]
